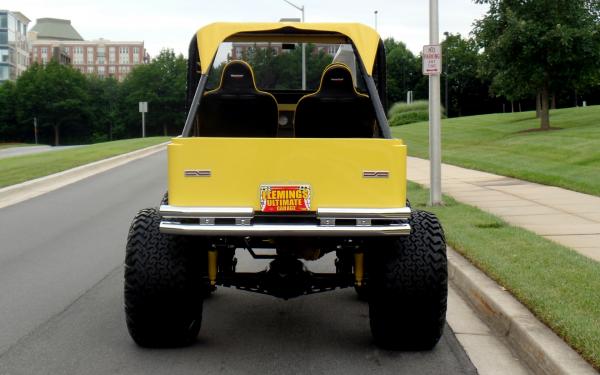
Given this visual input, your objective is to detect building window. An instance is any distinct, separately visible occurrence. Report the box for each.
[41,47,48,64]
[0,66,10,81]
[119,47,130,64]
[64,47,69,54]
[0,31,7,45]
[73,48,83,64]
[0,14,7,29]
[109,66,115,73]
[97,46,105,65]
[87,47,94,64]
[0,48,8,63]
[109,47,115,64]
[87,66,94,74]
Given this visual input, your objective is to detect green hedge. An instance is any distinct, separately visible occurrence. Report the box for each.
[387,100,445,126]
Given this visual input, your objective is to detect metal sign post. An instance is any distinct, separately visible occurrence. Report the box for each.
[139,102,148,138]
[33,117,38,145]
[425,0,443,206]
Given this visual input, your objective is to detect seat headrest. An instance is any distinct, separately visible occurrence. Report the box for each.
[219,60,257,92]
[317,64,356,96]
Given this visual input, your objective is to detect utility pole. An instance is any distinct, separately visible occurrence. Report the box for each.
[429,0,443,205]
[283,0,306,90]
[374,10,378,31]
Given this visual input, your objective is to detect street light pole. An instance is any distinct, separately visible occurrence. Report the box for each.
[283,0,306,90]
[429,0,443,205]
[374,10,378,31]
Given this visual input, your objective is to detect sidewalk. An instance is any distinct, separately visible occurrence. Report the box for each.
[407,157,600,262]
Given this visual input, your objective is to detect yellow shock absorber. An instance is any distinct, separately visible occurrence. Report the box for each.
[354,252,364,287]
[208,249,218,286]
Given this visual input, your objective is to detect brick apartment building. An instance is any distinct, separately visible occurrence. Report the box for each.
[28,18,147,81]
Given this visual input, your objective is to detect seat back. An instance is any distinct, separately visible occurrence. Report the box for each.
[198,60,278,137]
[294,64,375,138]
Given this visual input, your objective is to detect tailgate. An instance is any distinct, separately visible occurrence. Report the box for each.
[167,137,407,210]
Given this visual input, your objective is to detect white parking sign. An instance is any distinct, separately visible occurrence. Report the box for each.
[422,45,442,75]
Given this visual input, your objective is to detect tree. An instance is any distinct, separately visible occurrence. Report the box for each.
[474,0,600,129]
[87,76,121,142]
[441,33,494,117]
[15,61,89,145]
[0,81,18,141]
[242,43,331,90]
[121,49,187,137]
[384,38,422,105]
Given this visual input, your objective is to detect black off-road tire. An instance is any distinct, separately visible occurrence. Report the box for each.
[124,208,206,347]
[368,210,447,350]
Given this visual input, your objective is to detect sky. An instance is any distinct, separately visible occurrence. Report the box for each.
[7,0,489,58]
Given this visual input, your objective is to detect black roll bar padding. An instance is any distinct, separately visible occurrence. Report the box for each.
[186,35,200,112]
[181,74,208,137]
[352,40,392,139]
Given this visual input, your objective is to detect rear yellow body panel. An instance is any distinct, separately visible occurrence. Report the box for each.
[167,138,407,210]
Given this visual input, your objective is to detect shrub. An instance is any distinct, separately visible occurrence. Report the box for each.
[387,100,445,126]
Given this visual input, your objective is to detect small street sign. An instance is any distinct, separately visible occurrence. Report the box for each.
[422,45,442,75]
[139,102,148,113]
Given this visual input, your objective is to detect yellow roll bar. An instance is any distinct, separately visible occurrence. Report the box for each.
[195,22,381,76]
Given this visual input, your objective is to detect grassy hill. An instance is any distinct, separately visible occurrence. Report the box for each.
[393,106,600,196]
[0,137,169,188]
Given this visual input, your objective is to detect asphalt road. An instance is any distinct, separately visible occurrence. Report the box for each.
[0,151,478,375]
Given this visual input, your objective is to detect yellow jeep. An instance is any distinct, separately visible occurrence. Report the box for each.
[124,22,447,350]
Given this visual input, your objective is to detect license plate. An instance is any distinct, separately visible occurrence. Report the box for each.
[260,185,311,212]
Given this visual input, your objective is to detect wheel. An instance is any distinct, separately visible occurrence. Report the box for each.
[124,208,207,347]
[368,210,447,350]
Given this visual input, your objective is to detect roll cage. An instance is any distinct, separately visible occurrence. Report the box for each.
[182,24,390,139]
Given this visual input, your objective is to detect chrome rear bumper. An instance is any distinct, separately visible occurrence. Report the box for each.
[159,205,411,237]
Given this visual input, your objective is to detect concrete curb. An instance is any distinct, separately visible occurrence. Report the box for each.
[0,142,168,210]
[448,247,597,375]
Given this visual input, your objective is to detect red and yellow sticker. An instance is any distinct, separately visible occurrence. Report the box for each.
[260,185,311,212]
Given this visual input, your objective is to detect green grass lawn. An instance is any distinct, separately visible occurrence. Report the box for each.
[394,106,600,196]
[407,182,600,369]
[0,137,169,188]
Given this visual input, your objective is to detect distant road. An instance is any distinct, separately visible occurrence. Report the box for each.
[0,145,81,159]
[0,150,478,374]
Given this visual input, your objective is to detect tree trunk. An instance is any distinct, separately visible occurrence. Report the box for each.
[163,123,168,136]
[53,124,60,146]
[511,100,514,113]
[551,94,556,110]
[518,102,522,112]
[536,92,541,118]
[109,123,113,141]
[574,89,578,107]
[540,85,550,130]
